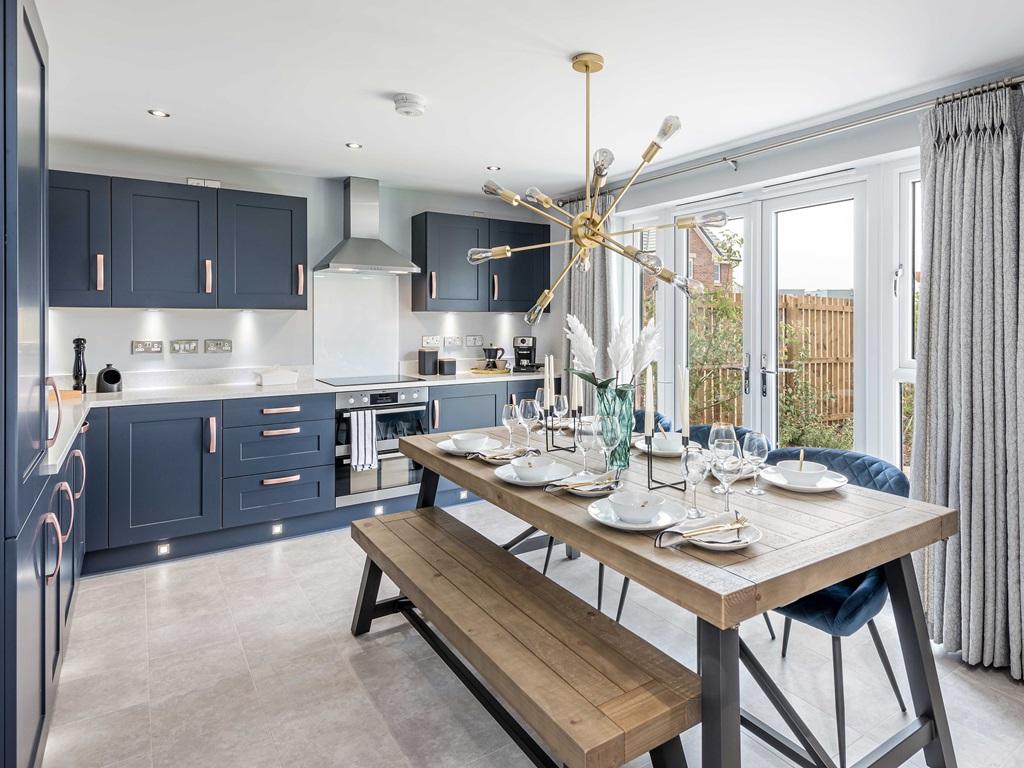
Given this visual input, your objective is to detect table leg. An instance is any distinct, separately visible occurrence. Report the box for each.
[417,467,440,508]
[699,619,741,767]
[883,555,958,768]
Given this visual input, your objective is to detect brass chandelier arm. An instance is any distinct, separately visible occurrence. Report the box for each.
[585,68,592,212]
[602,220,678,239]
[510,238,574,254]
[514,198,574,231]
[549,246,586,295]
[596,158,648,228]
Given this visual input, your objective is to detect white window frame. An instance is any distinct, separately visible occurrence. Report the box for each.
[896,169,922,374]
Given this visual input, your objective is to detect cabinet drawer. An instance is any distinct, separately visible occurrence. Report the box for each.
[222,419,334,478]
[222,394,334,428]
[223,464,335,528]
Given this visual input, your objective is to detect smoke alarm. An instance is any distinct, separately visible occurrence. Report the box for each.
[393,93,427,118]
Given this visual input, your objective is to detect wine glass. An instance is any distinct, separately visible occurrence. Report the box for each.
[518,399,541,452]
[742,432,769,496]
[710,438,744,519]
[535,388,548,429]
[709,422,738,494]
[574,420,601,474]
[501,403,520,450]
[597,416,622,473]
[553,394,569,433]
[682,445,709,519]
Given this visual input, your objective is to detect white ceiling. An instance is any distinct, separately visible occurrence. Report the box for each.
[36,0,1024,195]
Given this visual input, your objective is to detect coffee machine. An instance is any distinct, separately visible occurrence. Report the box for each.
[512,336,541,372]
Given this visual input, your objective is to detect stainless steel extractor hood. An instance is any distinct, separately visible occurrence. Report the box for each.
[313,177,420,274]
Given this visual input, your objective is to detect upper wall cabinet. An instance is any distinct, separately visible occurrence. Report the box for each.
[410,212,550,313]
[111,177,219,308]
[49,171,111,307]
[218,189,307,309]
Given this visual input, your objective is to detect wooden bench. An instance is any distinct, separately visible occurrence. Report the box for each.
[350,507,701,768]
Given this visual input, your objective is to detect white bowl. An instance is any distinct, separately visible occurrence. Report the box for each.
[608,491,665,524]
[510,455,555,482]
[650,433,685,453]
[451,432,489,452]
[775,459,828,486]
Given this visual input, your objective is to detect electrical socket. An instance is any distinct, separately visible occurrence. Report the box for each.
[465,334,483,347]
[421,335,441,348]
[444,335,463,347]
[131,340,163,354]
[170,339,199,354]
[204,338,233,354]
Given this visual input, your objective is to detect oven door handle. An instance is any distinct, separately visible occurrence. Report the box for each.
[339,404,427,418]
[341,451,407,466]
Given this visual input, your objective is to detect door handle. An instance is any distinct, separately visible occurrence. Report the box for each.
[71,449,87,499]
[742,352,751,395]
[432,400,440,430]
[208,416,217,453]
[204,259,213,293]
[262,474,301,486]
[492,273,499,301]
[297,263,305,296]
[430,271,437,300]
[96,253,105,291]
[45,377,61,448]
[893,263,903,298]
[261,427,301,437]
[43,512,63,585]
[760,354,796,396]
[262,405,301,415]
[57,481,75,544]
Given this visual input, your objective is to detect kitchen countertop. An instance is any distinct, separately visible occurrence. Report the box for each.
[38,369,552,477]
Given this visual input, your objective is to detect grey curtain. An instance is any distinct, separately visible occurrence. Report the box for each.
[560,194,612,412]
[913,87,1024,678]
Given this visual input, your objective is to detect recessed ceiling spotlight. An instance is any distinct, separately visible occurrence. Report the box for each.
[486,165,502,171]
[147,109,171,118]
[345,142,363,149]
[393,93,427,118]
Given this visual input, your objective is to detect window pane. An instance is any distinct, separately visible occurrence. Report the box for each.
[900,382,914,472]
[775,200,854,449]
[911,180,922,358]
[638,228,658,413]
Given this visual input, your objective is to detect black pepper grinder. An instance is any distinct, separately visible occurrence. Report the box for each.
[72,337,87,393]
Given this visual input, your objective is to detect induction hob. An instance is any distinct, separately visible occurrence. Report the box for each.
[317,374,422,387]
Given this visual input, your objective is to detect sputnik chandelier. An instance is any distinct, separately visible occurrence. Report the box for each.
[467,52,727,325]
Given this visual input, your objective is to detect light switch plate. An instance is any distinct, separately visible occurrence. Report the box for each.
[465,334,483,347]
[204,338,233,354]
[421,335,441,348]
[170,339,199,354]
[444,335,463,347]
[131,340,163,354]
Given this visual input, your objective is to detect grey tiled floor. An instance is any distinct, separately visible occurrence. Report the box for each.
[43,501,1023,767]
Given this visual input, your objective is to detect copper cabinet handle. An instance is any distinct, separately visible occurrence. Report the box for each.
[208,416,217,453]
[432,400,440,430]
[261,427,300,437]
[45,378,61,449]
[297,264,305,296]
[80,421,91,435]
[493,273,499,301]
[57,481,75,544]
[96,253,105,291]
[262,405,301,415]
[71,449,87,499]
[262,474,300,486]
[204,259,213,293]
[510,393,517,406]
[430,271,437,299]
[43,512,63,585]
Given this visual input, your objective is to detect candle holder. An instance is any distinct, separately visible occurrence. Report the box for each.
[544,407,577,453]
[644,433,688,493]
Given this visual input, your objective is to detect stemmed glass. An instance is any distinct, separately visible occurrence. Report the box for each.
[574,421,601,474]
[518,399,541,452]
[500,403,520,450]
[709,422,738,494]
[711,438,744,520]
[553,394,569,434]
[742,432,769,496]
[597,416,622,473]
[535,388,548,429]
[682,445,709,519]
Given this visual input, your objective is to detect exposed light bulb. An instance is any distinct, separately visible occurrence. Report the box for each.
[525,186,554,208]
[482,179,520,205]
[524,290,553,325]
[698,210,728,228]
[670,273,705,297]
[654,115,682,146]
[636,252,664,274]
[466,245,511,265]
[593,148,615,177]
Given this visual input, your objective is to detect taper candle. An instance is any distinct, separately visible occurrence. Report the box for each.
[676,364,689,439]
[644,365,654,436]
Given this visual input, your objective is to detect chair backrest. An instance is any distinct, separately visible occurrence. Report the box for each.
[632,410,673,434]
[689,424,768,451]
[766,447,909,497]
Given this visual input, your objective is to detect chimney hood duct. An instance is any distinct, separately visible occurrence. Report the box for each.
[313,177,420,274]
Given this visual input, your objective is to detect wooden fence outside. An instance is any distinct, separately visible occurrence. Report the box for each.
[690,294,854,426]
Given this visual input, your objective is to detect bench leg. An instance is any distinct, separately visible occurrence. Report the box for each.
[351,557,384,636]
[650,736,688,768]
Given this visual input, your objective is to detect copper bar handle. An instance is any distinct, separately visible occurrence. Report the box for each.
[262,405,301,415]
[43,513,63,585]
[510,393,517,406]
[80,421,91,435]
[208,416,217,454]
[261,427,301,437]
[493,274,499,301]
[262,474,301,486]
[57,481,75,543]
[297,264,305,296]
[71,449,87,499]
[204,259,213,293]
[430,271,437,299]
[432,400,440,430]
[96,253,105,291]
[45,377,61,448]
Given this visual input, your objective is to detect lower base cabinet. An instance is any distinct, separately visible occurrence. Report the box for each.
[223,464,334,528]
[428,383,505,433]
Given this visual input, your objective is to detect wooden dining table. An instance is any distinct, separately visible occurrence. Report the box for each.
[399,427,959,768]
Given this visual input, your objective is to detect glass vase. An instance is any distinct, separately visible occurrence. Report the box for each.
[596,385,635,470]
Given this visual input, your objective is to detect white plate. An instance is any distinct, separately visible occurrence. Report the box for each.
[633,437,686,457]
[494,462,574,487]
[437,437,503,456]
[760,466,848,493]
[552,472,618,498]
[588,498,687,531]
[662,513,763,551]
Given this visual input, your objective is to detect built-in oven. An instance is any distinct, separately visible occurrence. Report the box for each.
[333,386,429,507]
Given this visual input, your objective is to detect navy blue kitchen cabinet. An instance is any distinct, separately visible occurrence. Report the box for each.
[411,212,489,311]
[83,410,108,552]
[48,170,111,307]
[109,401,223,547]
[428,383,505,433]
[222,393,334,428]
[218,189,308,309]
[506,378,548,407]
[222,419,334,477]
[223,464,334,528]
[487,219,550,312]
[111,177,218,308]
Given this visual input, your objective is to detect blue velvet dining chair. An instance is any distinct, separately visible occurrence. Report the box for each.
[766,447,909,768]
